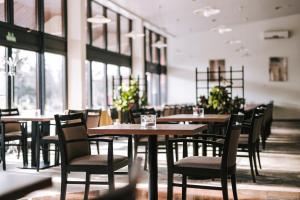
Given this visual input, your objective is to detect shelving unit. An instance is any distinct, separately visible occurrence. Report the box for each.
[195,66,245,103]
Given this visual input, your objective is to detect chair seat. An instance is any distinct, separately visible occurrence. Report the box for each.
[175,156,221,170]
[5,131,22,140]
[70,155,128,167]
[42,135,59,143]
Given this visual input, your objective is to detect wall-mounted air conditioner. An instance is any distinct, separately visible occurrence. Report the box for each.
[263,30,290,40]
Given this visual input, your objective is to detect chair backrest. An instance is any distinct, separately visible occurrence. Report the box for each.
[0,108,20,117]
[86,109,101,128]
[251,109,264,143]
[129,109,142,124]
[55,113,90,165]
[0,108,21,133]
[221,114,244,169]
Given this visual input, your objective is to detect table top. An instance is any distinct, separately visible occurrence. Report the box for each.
[0,172,52,200]
[0,115,54,122]
[88,124,207,136]
[157,114,230,123]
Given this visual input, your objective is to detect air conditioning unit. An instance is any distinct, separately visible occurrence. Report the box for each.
[263,30,290,40]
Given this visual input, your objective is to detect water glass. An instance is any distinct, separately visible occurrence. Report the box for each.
[141,115,156,128]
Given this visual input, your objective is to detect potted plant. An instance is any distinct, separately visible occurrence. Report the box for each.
[207,86,232,114]
[113,80,140,123]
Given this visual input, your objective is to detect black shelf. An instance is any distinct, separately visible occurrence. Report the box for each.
[195,66,245,103]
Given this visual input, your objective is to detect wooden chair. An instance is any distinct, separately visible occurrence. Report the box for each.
[0,108,28,170]
[55,113,129,200]
[237,109,264,182]
[86,109,102,154]
[166,114,243,200]
[261,101,273,149]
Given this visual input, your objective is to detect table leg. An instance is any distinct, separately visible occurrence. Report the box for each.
[31,122,38,167]
[41,122,50,165]
[148,135,158,200]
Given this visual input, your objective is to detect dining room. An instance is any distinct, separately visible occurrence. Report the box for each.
[0,0,300,200]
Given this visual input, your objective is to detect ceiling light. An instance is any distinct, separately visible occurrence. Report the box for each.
[193,6,221,17]
[152,40,167,48]
[125,31,145,39]
[226,40,242,44]
[211,25,232,34]
[87,15,111,24]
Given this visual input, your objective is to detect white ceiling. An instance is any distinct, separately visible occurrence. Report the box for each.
[109,0,300,36]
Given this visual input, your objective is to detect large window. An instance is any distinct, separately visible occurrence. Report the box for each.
[0,46,6,108]
[12,49,37,110]
[107,64,119,105]
[44,0,64,37]
[91,1,105,48]
[120,16,130,55]
[45,52,65,113]
[14,0,37,30]
[91,61,106,108]
[160,74,167,105]
[107,9,118,52]
[145,30,151,62]
[147,73,160,106]
[0,1,5,21]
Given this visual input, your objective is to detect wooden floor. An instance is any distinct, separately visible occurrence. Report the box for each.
[7,122,300,200]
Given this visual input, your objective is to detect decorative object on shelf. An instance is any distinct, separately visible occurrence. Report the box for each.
[2,56,26,76]
[269,57,288,81]
[209,59,225,81]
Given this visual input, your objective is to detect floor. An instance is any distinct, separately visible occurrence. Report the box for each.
[3,122,300,200]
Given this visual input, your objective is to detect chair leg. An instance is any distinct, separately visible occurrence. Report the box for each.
[108,171,115,191]
[182,175,187,200]
[248,148,256,183]
[167,172,173,200]
[256,141,262,169]
[36,141,41,172]
[144,145,148,171]
[1,141,6,171]
[221,175,229,200]
[231,173,238,200]
[55,145,60,166]
[61,170,68,200]
[252,148,260,176]
[96,141,100,154]
[21,138,27,167]
[84,173,90,200]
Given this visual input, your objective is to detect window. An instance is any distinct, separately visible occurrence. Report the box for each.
[45,52,65,113]
[107,64,119,105]
[160,74,167,105]
[0,1,5,21]
[107,9,118,52]
[145,30,151,62]
[120,16,130,55]
[0,46,6,108]
[44,0,64,37]
[14,0,37,30]
[151,32,158,64]
[91,61,106,108]
[120,66,131,86]
[147,73,160,106]
[12,48,37,110]
[91,2,105,48]
[160,37,167,66]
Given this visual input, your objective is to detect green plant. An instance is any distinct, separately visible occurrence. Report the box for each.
[113,80,140,111]
[208,86,232,114]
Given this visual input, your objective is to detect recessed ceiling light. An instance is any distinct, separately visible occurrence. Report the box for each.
[87,15,111,24]
[125,31,145,39]
[211,25,232,34]
[226,40,242,44]
[152,40,167,48]
[193,6,221,17]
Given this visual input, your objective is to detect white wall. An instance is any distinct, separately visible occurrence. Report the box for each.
[168,14,300,119]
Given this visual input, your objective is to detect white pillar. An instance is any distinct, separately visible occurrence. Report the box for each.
[67,0,87,109]
[132,19,144,76]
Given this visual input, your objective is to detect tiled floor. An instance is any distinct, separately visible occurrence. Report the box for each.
[3,122,300,199]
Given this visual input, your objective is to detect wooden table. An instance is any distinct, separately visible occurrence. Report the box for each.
[157,114,230,123]
[88,124,207,200]
[1,115,54,168]
[0,172,52,200]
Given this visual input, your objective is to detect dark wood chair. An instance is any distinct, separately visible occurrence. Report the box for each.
[261,101,273,149]
[166,114,243,200]
[94,158,142,200]
[0,108,28,170]
[86,109,102,154]
[237,109,264,182]
[55,113,129,200]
